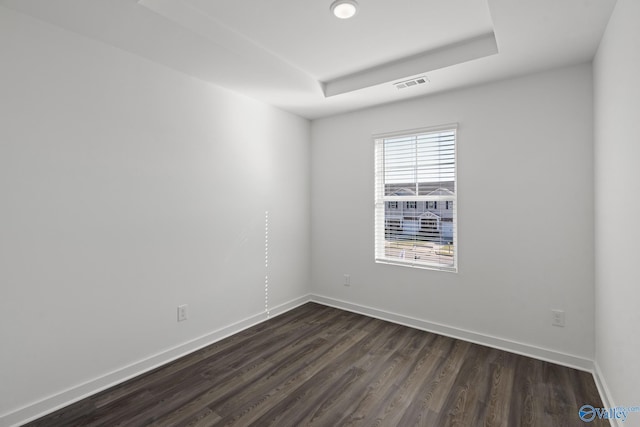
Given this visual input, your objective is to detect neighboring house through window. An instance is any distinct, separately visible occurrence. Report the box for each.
[374,125,457,272]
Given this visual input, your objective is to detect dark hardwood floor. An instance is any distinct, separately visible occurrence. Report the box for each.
[24,303,606,426]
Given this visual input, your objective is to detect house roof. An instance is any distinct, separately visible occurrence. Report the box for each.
[391,188,416,196]
[426,188,455,196]
[419,211,441,220]
[386,181,455,196]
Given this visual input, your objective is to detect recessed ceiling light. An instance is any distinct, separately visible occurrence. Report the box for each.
[330,0,358,19]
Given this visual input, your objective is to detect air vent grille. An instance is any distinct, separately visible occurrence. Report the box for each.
[394,76,429,90]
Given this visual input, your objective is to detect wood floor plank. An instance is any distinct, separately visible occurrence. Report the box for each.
[212,320,375,425]
[348,329,445,426]
[391,337,459,426]
[436,344,492,427]
[508,356,536,427]
[23,303,607,427]
[162,309,365,426]
[335,330,439,426]
[240,329,378,425]
[426,339,472,414]
[482,351,516,427]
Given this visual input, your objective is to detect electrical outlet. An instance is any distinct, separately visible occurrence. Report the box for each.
[177,304,188,322]
[552,309,565,327]
[343,274,351,286]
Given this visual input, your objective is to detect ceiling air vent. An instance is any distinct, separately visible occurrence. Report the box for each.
[393,76,429,90]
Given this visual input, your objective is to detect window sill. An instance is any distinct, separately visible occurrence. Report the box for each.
[375,258,457,273]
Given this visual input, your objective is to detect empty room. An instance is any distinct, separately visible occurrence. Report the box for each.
[1,0,638,426]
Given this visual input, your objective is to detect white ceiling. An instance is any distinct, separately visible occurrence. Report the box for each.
[180,0,495,81]
[0,0,617,119]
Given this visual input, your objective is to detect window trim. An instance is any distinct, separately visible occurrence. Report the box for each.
[373,124,458,272]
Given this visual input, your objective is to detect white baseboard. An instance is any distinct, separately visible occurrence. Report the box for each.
[593,362,619,427]
[3,293,605,427]
[1,294,312,427]
[310,294,595,372]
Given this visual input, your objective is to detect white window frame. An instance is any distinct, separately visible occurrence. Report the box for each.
[374,124,458,272]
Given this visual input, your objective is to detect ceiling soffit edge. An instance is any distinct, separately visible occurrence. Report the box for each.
[323,32,499,97]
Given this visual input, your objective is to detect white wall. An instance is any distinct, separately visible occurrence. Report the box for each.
[0,7,310,424]
[311,64,595,366]
[593,0,640,414]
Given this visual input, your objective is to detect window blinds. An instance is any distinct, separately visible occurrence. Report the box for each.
[374,125,457,272]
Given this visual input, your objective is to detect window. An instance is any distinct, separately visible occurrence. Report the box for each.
[387,201,398,209]
[374,125,457,272]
